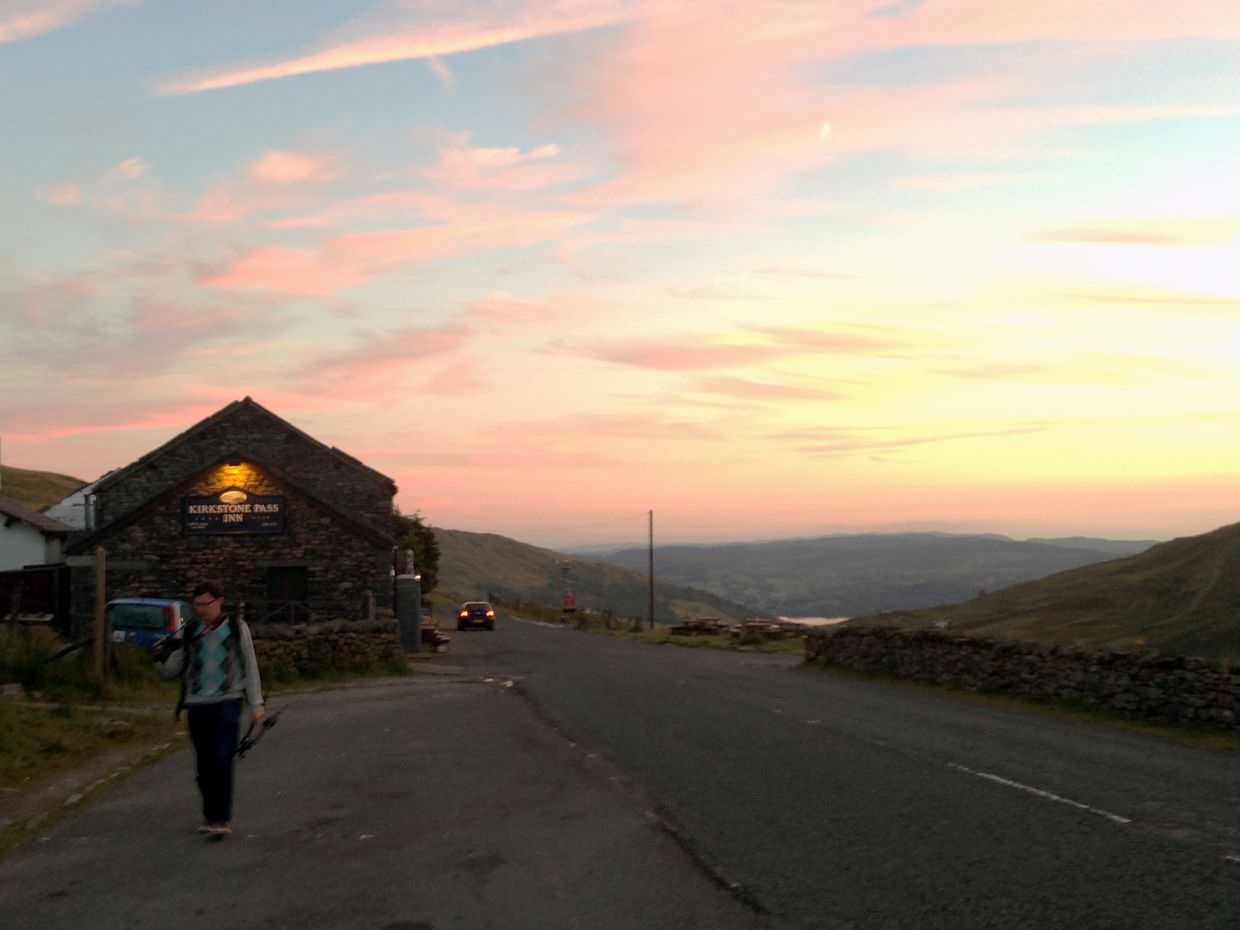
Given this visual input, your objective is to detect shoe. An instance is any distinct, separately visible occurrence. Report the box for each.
[196,824,213,834]
[205,823,231,839]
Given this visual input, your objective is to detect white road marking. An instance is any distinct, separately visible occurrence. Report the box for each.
[947,762,1132,826]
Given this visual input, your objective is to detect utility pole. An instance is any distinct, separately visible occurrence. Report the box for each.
[648,509,655,630]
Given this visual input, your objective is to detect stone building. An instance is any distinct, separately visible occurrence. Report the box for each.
[65,397,397,632]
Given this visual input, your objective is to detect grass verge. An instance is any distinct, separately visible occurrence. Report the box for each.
[0,626,413,858]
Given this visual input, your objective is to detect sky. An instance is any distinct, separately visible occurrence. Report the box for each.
[1,0,1239,549]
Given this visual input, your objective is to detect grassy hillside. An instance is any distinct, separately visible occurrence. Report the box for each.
[0,465,86,509]
[848,522,1240,660]
[585,533,1157,618]
[434,528,767,624]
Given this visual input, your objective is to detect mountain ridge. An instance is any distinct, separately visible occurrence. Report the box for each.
[434,527,768,624]
[581,532,1159,618]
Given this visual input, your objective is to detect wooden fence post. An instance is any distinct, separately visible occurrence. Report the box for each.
[92,546,108,686]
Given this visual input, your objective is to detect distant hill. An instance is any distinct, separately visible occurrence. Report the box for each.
[583,533,1158,619]
[1026,536,1162,556]
[434,528,767,624]
[848,522,1240,660]
[0,465,86,509]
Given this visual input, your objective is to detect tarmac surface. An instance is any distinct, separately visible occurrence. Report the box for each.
[1,663,769,930]
[3,615,1240,929]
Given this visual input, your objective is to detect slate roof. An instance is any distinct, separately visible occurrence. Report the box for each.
[0,496,74,535]
[66,450,394,555]
[91,396,396,495]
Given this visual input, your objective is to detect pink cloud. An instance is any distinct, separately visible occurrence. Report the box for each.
[201,246,367,295]
[774,425,1049,458]
[495,412,721,443]
[0,401,228,444]
[424,134,592,192]
[750,325,905,355]
[44,182,82,205]
[562,323,908,371]
[290,324,474,399]
[160,0,637,94]
[181,150,338,224]
[0,0,136,45]
[561,2,1240,211]
[694,376,842,402]
[109,157,147,180]
[566,338,788,372]
[250,151,337,183]
[204,200,595,294]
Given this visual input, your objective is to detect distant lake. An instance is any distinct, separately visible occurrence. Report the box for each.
[780,616,849,627]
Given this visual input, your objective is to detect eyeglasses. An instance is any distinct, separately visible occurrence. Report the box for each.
[191,596,220,609]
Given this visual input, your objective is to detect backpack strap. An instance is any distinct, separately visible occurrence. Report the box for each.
[175,618,199,721]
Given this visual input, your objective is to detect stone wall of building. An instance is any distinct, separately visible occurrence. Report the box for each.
[95,402,393,536]
[69,460,392,636]
[804,626,1237,730]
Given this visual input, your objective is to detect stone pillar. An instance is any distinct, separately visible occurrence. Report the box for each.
[395,575,422,653]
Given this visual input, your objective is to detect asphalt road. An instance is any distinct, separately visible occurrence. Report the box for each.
[448,617,1240,929]
[3,615,1239,929]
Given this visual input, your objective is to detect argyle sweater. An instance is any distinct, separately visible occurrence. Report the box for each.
[157,617,264,709]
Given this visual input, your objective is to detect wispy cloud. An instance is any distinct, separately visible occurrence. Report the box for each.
[159,0,638,95]
[250,151,339,184]
[292,323,472,395]
[422,132,592,192]
[567,338,789,371]
[181,150,339,224]
[694,376,843,402]
[41,182,82,205]
[895,173,1038,192]
[203,199,594,294]
[1035,217,1240,247]
[0,0,137,45]
[496,411,721,443]
[558,324,906,372]
[109,157,147,180]
[778,425,1049,458]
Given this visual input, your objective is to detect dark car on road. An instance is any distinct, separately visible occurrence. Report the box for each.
[457,601,496,631]
[106,597,191,649]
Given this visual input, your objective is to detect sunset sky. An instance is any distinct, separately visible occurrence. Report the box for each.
[2,1,1239,547]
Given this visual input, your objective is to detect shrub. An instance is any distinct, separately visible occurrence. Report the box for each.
[0,627,62,690]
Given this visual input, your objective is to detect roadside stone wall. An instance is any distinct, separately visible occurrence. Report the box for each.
[250,619,404,677]
[804,626,1237,730]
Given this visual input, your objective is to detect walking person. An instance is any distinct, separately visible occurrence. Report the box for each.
[154,579,265,839]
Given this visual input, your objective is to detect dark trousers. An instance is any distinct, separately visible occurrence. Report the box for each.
[186,700,242,824]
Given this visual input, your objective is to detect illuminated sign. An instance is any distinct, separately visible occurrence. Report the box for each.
[182,488,285,535]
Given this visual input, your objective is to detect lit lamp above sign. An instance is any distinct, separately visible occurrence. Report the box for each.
[182,488,285,536]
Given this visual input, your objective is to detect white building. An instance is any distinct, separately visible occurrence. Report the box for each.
[43,477,104,531]
[0,496,73,571]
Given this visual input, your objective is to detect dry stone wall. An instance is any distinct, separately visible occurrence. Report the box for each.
[804,626,1237,730]
[250,620,403,678]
